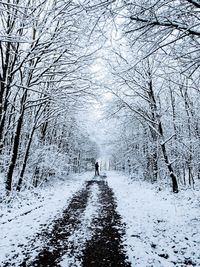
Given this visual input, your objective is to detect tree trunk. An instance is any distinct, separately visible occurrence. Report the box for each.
[148,78,159,182]
[152,151,158,182]
[5,113,23,193]
[159,122,178,193]
[148,72,178,192]
[0,83,10,154]
[183,163,186,185]
[16,126,35,191]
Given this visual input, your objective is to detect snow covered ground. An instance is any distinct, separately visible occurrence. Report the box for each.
[108,172,200,267]
[1,171,200,267]
[0,172,92,266]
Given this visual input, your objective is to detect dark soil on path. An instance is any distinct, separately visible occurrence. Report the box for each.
[82,180,131,267]
[4,178,131,267]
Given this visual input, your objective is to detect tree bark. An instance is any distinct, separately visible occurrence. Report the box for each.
[159,122,179,193]
[16,126,35,191]
[5,113,23,192]
[148,73,178,192]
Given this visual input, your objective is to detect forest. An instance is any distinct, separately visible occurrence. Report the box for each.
[100,0,200,193]
[0,0,101,196]
[1,0,199,196]
[0,1,200,266]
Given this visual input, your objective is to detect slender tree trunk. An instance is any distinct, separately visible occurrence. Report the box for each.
[5,113,23,193]
[0,41,11,122]
[183,164,186,185]
[33,167,40,187]
[159,122,178,193]
[16,126,35,191]
[5,87,27,193]
[0,81,5,122]
[148,73,178,192]
[0,40,12,153]
[148,77,158,182]
[152,150,158,182]
[41,121,48,143]
[0,83,10,154]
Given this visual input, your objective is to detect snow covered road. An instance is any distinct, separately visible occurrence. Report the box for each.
[1,171,199,267]
[1,174,130,267]
[0,173,91,266]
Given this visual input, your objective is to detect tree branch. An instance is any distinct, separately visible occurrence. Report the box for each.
[186,0,200,8]
[129,16,200,37]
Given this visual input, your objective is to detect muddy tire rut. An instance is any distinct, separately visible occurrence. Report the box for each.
[82,180,131,267]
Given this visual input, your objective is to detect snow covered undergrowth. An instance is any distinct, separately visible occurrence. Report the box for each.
[0,172,92,266]
[108,172,200,267]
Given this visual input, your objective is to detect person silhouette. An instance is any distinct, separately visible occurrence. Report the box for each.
[95,161,99,176]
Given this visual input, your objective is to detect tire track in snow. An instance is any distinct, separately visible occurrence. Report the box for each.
[59,181,101,266]
[27,184,92,267]
[3,179,131,267]
[82,180,131,267]
[3,182,93,267]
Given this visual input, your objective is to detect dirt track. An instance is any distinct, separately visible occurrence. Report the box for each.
[4,178,131,267]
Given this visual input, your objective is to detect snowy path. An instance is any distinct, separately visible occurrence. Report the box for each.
[1,172,199,267]
[1,176,130,267]
[0,173,91,266]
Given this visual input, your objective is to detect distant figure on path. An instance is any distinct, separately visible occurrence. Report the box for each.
[95,162,99,176]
